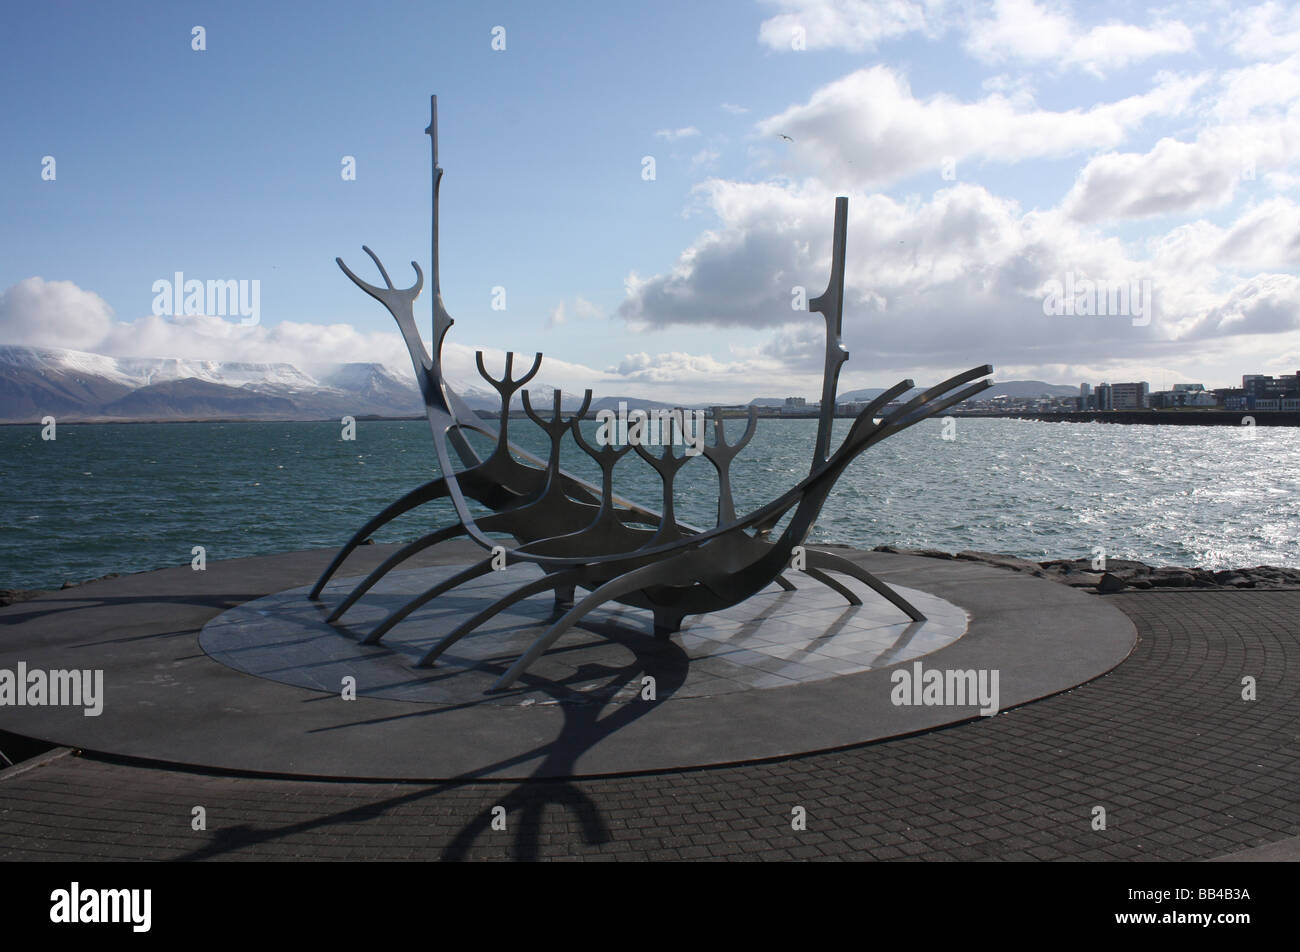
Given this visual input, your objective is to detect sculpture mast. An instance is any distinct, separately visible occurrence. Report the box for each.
[425,95,454,352]
[810,197,850,469]
[423,95,483,469]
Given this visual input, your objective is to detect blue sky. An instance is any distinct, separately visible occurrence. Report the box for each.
[3,0,1299,401]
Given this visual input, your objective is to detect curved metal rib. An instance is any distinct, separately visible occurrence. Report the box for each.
[309,476,450,599]
[802,567,861,606]
[491,558,691,691]
[803,548,925,622]
[362,555,501,645]
[415,567,586,668]
[327,522,473,623]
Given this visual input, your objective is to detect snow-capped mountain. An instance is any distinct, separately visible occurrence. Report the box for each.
[0,345,432,421]
[0,346,318,390]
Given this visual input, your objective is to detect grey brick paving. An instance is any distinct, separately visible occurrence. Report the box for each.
[0,591,1296,861]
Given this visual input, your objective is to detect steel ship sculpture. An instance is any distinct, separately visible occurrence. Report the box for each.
[309,96,993,691]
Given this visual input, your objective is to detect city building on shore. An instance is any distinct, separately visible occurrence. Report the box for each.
[1151,384,1216,409]
[1110,382,1150,410]
[762,371,1300,418]
[1217,373,1300,410]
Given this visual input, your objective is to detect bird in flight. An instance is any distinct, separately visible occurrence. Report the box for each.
[779,134,793,142]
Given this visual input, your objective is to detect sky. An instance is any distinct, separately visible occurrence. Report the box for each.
[2,0,1298,403]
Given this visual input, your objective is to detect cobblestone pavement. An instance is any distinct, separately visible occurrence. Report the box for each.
[1,591,1296,861]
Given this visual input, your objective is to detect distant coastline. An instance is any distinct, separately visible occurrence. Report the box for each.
[951,409,1300,426]
[0,414,427,427]
[5,408,1300,426]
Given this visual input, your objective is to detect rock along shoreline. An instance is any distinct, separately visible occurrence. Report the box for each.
[870,546,1300,593]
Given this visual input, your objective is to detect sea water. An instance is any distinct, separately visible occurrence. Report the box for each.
[1,417,1297,591]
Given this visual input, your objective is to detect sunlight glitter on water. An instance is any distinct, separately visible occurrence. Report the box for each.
[1,417,1297,590]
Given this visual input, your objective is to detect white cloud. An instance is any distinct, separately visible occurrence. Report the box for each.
[965,0,1195,75]
[1063,95,1300,222]
[1266,170,1300,191]
[614,349,771,381]
[691,148,722,168]
[756,0,938,52]
[980,72,1037,106]
[753,65,1207,188]
[600,346,824,401]
[92,312,418,378]
[607,5,1299,392]
[0,277,115,349]
[448,343,606,395]
[1212,53,1300,121]
[756,0,1193,74]
[1064,137,1244,222]
[0,278,618,396]
[1139,204,1300,333]
[964,0,1073,62]
[655,126,701,140]
[1181,273,1300,338]
[1192,198,1300,273]
[721,102,750,114]
[616,175,1300,379]
[1056,48,1300,223]
[1227,1,1300,59]
[0,277,424,375]
[546,296,602,327]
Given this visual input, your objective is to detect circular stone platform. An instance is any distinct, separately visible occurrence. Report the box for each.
[0,543,1138,780]
[201,565,968,705]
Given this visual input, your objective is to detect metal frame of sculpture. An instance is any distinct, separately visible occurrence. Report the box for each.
[309,96,993,692]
